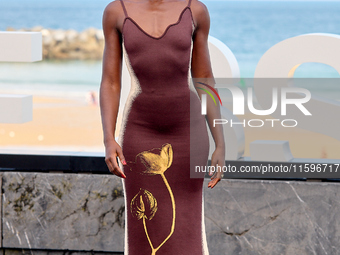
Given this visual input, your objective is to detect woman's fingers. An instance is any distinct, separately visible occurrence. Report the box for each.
[209,165,215,176]
[210,159,222,180]
[209,158,218,177]
[112,156,127,178]
[117,147,127,166]
[104,141,127,178]
[105,156,126,178]
[208,177,221,188]
[208,158,223,188]
[210,170,217,179]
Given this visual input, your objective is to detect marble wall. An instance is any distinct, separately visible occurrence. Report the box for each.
[1,172,339,255]
[2,172,124,252]
[204,179,340,255]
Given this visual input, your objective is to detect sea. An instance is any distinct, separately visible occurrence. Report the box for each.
[1,0,340,98]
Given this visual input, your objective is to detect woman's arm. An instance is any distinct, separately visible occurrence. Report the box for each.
[100,1,126,178]
[191,0,225,188]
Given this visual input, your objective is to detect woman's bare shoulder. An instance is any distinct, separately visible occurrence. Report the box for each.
[103,0,124,16]
[102,0,125,30]
[191,0,209,15]
[190,0,210,29]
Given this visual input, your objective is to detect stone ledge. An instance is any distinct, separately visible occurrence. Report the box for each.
[203,178,340,255]
[1,172,340,254]
[0,248,123,255]
[2,172,124,252]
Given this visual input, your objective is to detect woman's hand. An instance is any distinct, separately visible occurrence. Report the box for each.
[208,146,225,189]
[104,140,127,178]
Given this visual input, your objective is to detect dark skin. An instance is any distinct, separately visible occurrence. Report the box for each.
[100,0,225,188]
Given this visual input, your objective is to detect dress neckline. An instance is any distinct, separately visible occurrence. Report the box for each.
[122,6,194,40]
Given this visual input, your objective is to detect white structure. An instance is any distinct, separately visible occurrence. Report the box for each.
[0,31,42,123]
[0,94,33,124]
[252,33,340,161]
[0,31,42,62]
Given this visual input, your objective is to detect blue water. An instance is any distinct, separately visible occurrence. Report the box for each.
[1,0,340,96]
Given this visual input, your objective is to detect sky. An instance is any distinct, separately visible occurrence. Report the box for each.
[206,0,340,1]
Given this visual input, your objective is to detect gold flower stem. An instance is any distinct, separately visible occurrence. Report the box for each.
[142,216,155,253]
[153,173,176,253]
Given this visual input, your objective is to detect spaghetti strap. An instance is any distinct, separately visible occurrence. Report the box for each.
[187,0,192,8]
[120,0,128,18]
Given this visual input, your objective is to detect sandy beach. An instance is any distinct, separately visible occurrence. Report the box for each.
[0,95,339,160]
[0,95,105,152]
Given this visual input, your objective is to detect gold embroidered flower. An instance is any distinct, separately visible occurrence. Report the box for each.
[128,143,173,175]
[127,143,175,255]
[130,188,157,220]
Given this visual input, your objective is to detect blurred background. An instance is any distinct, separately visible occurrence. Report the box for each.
[1,0,340,158]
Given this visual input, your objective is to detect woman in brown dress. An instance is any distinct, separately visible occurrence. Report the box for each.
[100,0,225,254]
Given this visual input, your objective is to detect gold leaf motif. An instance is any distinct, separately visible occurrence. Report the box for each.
[130,188,157,220]
[133,143,173,175]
